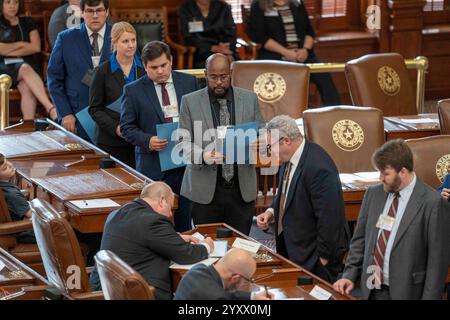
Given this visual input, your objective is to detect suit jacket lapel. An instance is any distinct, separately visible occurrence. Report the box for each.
[391,180,425,250]
[79,23,94,68]
[283,141,309,214]
[172,72,184,106]
[233,88,244,124]
[366,189,389,256]
[199,88,215,131]
[100,24,112,63]
[142,77,165,123]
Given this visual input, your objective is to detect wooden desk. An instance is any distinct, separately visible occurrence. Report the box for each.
[170,223,355,300]
[0,247,48,299]
[384,113,440,140]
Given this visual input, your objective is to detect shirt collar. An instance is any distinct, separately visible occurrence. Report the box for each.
[289,138,305,167]
[86,23,106,39]
[397,173,417,199]
[153,74,173,86]
[110,52,143,74]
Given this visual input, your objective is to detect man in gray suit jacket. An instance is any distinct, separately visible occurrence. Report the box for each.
[334,140,448,300]
[178,54,264,235]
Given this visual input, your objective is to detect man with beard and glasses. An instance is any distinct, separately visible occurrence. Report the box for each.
[174,248,273,300]
[178,53,264,235]
[333,139,448,300]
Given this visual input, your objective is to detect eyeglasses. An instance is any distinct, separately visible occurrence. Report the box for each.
[207,74,230,82]
[266,137,286,152]
[237,274,256,284]
[84,8,106,15]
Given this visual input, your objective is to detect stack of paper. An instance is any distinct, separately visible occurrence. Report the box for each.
[69,198,121,210]
[169,258,218,270]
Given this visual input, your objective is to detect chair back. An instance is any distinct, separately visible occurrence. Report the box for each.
[438,99,450,134]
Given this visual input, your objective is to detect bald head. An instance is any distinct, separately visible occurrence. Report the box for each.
[140,181,173,200]
[205,53,232,98]
[205,53,230,70]
[218,248,256,279]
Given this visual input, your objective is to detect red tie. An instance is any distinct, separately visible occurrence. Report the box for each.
[160,83,172,123]
[373,192,400,283]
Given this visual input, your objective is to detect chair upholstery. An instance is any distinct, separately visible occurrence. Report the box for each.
[405,135,450,189]
[0,189,43,274]
[303,106,385,173]
[438,99,450,135]
[345,53,417,116]
[110,7,194,69]
[30,199,102,299]
[95,250,156,300]
[231,60,310,121]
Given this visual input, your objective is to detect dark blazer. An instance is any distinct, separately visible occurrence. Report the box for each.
[247,0,316,60]
[89,58,145,147]
[47,23,112,119]
[120,71,199,186]
[89,198,208,299]
[343,179,448,300]
[272,140,350,273]
[174,264,251,300]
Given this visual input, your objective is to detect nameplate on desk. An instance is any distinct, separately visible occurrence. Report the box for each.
[0,260,6,272]
[309,285,332,300]
[69,198,121,209]
[169,258,218,270]
[232,238,261,254]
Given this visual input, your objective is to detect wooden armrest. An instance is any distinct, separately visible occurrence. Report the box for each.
[71,291,104,300]
[20,189,30,200]
[11,285,53,300]
[0,219,33,235]
[166,39,188,54]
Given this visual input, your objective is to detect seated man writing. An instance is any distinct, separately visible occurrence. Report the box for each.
[89,181,213,299]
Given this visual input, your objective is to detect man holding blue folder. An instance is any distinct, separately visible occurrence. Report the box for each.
[178,53,264,235]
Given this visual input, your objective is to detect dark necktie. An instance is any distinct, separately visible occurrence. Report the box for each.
[373,192,400,284]
[218,98,233,182]
[91,32,100,56]
[161,83,172,123]
[277,162,292,235]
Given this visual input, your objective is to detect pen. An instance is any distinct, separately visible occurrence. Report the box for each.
[264,285,269,298]
[83,200,89,206]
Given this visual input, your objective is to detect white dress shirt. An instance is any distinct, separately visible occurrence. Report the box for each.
[378,174,416,285]
[153,74,179,121]
[86,23,106,55]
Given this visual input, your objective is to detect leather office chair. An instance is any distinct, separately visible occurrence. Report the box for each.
[303,106,385,173]
[438,99,450,134]
[30,199,103,300]
[95,250,156,300]
[110,7,195,69]
[345,53,417,116]
[0,189,44,275]
[231,60,310,121]
[405,135,450,189]
[237,4,260,60]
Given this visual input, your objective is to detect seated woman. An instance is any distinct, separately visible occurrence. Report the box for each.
[439,173,449,201]
[89,22,145,168]
[247,0,341,106]
[0,0,57,120]
[179,0,238,68]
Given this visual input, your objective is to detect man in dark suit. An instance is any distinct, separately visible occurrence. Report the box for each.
[89,181,214,300]
[120,40,198,232]
[334,140,448,300]
[47,0,112,140]
[174,248,273,300]
[256,115,350,283]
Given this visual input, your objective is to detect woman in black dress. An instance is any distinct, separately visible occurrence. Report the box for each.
[0,0,57,120]
[89,22,145,167]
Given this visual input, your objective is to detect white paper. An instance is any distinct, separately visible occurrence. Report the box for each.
[69,198,121,209]
[210,240,228,258]
[354,171,380,181]
[339,173,359,183]
[169,257,218,270]
[309,285,332,300]
[0,260,6,272]
[400,118,438,124]
[4,57,25,64]
[281,297,305,300]
[232,238,261,254]
[191,232,205,241]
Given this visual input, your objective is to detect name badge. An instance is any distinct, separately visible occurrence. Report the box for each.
[376,214,395,232]
[91,56,101,68]
[162,104,179,119]
[4,57,24,65]
[217,125,229,139]
[188,21,204,33]
[264,9,279,16]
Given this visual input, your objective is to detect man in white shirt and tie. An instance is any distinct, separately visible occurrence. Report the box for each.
[47,0,112,141]
[334,139,448,300]
[256,115,350,283]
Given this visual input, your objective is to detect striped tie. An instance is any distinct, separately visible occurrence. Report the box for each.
[373,192,400,283]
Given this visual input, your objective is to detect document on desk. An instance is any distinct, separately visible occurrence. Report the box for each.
[232,238,261,254]
[400,118,439,124]
[156,122,185,172]
[354,171,380,181]
[69,198,121,210]
[309,285,332,300]
[210,240,228,258]
[169,258,218,270]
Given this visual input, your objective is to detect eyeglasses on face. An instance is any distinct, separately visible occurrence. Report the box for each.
[266,137,286,152]
[207,74,231,82]
[84,7,106,15]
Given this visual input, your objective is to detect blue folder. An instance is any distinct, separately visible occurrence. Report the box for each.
[222,121,260,164]
[75,106,96,142]
[156,122,186,172]
[106,97,122,113]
